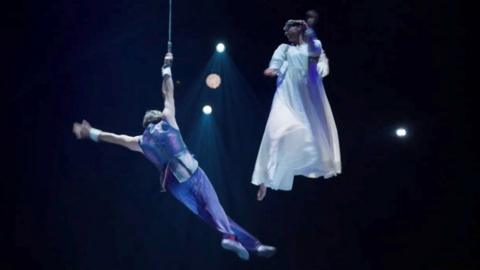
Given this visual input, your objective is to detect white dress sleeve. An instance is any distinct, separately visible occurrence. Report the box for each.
[268,44,289,71]
[317,50,330,78]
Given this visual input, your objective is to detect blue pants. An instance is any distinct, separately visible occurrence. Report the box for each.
[165,167,261,251]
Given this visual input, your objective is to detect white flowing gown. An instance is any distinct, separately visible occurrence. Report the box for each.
[251,40,341,191]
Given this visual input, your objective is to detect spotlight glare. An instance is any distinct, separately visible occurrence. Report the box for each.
[216,43,225,53]
[396,128,407,137]
[206,73,222,89]
[203,105,212,115]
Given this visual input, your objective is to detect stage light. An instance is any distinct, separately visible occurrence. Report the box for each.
[203,105,212,115]
[206,73,222,89]
[216,43,225,53]
[396,128,407,137]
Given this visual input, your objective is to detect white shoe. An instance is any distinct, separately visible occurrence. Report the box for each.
[256,245,276,258]
[221,239,250,260]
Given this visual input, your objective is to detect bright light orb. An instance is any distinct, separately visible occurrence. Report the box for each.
[216,43,225,53]
[203,105,212,115]
[396,128,407,137]
[206,73,222,89]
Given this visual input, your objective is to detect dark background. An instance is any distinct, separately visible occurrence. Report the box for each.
[3,0,474,269]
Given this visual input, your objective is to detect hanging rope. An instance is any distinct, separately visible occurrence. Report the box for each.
[168,0,172,52]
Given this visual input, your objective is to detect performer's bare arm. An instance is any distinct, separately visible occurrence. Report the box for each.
[72,120,143,152]
[161,52,179,129]
[263,68,277,77]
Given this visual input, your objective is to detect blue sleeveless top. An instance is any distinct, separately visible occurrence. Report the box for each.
[139,120,198,182]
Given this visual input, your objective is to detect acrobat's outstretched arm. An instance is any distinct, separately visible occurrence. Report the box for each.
[72,120,142,152]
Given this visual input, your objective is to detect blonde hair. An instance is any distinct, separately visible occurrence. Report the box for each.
[283,19,306,32]
[142,110,163,128]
